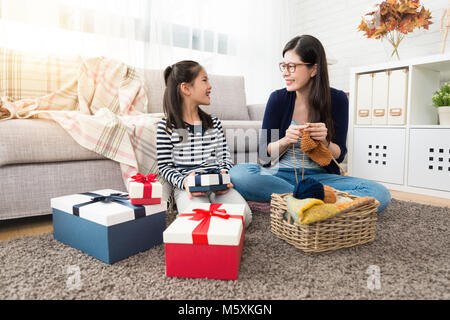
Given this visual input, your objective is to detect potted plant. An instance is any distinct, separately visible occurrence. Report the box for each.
[432,82,450,125]
[358,0,433,60]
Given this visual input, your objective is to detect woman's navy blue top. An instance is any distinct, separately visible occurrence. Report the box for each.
[259,87,349,175]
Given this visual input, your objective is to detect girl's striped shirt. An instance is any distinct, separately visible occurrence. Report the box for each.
[156,116,233,189]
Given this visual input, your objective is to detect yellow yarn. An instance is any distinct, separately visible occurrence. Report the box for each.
[286,195,376,225]
[286,197,339,225]
[286,197,324,217]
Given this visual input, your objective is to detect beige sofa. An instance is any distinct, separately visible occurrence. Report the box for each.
[0,60,264,220]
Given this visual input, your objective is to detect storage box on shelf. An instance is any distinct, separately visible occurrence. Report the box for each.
[371,71,389,125]
[348,54,450,199]
[355,68,408,126]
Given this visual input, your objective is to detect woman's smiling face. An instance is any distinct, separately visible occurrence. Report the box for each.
[282,49,317,92]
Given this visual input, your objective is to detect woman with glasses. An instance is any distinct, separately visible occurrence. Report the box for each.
[229,35,391,213]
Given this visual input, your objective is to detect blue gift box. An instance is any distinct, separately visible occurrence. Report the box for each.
[51,189,166,264]
[187,171,231,193]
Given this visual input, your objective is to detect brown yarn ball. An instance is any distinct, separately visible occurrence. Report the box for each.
[323,185,337,203]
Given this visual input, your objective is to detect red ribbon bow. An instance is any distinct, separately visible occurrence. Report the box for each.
[179,203,244,244]
[131,173,158,183]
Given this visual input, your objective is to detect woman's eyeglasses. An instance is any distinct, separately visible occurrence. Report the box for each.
[279,62,312,73]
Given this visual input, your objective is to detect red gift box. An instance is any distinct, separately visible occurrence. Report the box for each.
[163,203,246,280]
[128,173,162,205]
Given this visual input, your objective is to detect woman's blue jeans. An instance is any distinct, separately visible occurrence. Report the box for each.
[229,163,391,214]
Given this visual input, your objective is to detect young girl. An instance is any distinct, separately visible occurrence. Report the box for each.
[156,60,252,227]
[230,35,391,213]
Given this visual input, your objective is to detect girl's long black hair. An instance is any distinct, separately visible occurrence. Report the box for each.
[283,35,334,141]
[162,60,213,131]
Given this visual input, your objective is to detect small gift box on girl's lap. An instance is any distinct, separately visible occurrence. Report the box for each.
[51,189,166,264]
[187,169,231,192]
[128,173,162,205]
[163,203,246,280]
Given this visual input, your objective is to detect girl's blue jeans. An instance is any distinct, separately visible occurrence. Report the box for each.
[229,163,391,214]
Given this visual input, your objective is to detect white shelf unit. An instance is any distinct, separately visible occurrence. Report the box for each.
[348,54,450,199]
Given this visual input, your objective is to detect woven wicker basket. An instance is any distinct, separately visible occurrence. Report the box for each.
[270,191,379,254]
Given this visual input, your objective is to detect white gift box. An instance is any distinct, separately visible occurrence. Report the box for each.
[163,203,245,246]
[187,173,231,192]
[51,189,165,226]
[129,181,163,198]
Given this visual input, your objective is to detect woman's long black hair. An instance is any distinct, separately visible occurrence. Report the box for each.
[283,35,334,141]
[162,60,213,131]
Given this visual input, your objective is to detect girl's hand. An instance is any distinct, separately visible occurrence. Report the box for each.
[304,122,328,145]
[213,170,233,195]
[184,172,207,200]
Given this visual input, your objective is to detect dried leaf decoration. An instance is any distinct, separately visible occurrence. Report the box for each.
[358,0,432,59]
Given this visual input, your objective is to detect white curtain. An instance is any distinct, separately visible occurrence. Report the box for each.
[0,0,290,104]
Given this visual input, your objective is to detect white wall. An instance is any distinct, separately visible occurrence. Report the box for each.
[288,0,448,92]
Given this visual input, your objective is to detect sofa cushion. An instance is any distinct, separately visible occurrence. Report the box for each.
[201,74,250,121]
[247,104,266,121]
[221,120,262,154]
[140,69,250,121]
[140,69,166,114]
[0,119,105,167]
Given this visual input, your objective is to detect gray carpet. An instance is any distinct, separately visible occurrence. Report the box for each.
[1,199,449,300]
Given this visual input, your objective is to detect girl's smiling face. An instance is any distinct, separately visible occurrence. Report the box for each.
[188,68,212,106]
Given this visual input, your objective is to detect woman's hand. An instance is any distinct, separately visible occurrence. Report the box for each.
[184,172,207,200]
[268,124,307,156]
[304,122,328,145]
[282,124,306,145]
[213,170,234,195]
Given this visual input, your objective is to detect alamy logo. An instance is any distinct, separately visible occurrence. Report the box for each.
[366,265,381,291]
[66,265,82,291]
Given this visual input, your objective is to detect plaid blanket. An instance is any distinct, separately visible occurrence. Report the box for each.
[0,52,170,202]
